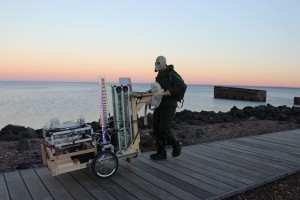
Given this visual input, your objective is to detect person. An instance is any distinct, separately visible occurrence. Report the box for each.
[150,55,183,160]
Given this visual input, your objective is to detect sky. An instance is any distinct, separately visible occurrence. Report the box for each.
[0,0,300,87]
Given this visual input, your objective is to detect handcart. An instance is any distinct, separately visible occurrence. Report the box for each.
[41,78,159,178]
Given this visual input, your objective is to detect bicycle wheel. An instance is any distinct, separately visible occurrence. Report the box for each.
[92,151,118,178]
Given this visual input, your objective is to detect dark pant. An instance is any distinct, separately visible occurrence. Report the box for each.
[153,105,177,142]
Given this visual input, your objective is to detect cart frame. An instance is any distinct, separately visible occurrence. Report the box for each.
[41,92,156,177]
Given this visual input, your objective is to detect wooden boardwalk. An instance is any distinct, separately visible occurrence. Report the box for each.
[1,129,300,200]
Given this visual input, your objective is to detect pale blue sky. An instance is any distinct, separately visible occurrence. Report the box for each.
[1,0,300,87]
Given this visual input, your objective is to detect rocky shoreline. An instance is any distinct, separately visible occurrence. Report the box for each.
[1,104,300,199]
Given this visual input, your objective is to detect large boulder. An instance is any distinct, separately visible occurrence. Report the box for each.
[0,125,38,141]
[0,125,25,141]
[229,106,246,119]
[1,124,26,134]
[19,128,38,139]
[0,133,20,141]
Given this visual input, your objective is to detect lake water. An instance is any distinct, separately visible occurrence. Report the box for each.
[0,81,299,129]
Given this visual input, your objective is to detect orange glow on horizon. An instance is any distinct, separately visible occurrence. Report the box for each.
[1,53,299,88]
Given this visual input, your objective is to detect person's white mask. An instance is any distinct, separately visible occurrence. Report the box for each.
[155,56,167,72]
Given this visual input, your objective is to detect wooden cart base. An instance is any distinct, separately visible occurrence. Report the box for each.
[41,143,97,176]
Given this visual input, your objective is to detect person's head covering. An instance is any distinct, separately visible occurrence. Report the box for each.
[155,56,167,72]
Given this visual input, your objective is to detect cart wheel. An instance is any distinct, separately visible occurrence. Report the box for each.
[92,151,118,178]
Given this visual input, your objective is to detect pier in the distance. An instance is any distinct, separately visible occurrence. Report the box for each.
[214,86,266,102]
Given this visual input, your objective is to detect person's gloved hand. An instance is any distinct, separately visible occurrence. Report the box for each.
[164,90,171,96]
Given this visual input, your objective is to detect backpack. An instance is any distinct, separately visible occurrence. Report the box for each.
[168,69,187,108]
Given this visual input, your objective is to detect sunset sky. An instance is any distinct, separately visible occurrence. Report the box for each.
[1,0,299,87]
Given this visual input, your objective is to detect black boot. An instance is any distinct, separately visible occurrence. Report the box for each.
[166,136,182,157]
[150,140,167,160]
[172,141,182,157]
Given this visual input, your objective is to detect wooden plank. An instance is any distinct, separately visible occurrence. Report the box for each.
[136,155,225,195]
[4,170,32,200]
[41,144,47,165]
[188,145,275,176]
[141,153,237,191]
[247,136,300,152]
[279,129,300,134]
[235,138,300,158]
[252,135,300,148]
[69,170,116,200]
[200,144,288,172]
[81,168,139,200]
[265,130,300,138]
[262,136,300,147]
[56,173,96,200]
[277,130,300,137]
[225,140,300,165]
[207,142,293,171]
[239,137,300,156]
[259,134,300,146]
[269,129,300,137]
[53,161,88,176]
[117,162,181,200]
[110,167,160,200]
[172,152,255,185]
[259,130,299,137]
[213,141,298,169]
[261,131,300,141]
[19,168,53,200]
[211,131,300,200]
[46,147,96,161]
[184,146,268,177]
[180,150,260,182]
[149,152,248,188]
[0,173,10,200]
[124,159,209,200]
[213,168,300,200]
[35,167,74,200]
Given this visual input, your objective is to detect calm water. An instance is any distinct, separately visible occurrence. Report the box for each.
[0,81,299,129]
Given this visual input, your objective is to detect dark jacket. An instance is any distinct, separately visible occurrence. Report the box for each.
[155,65,184,107]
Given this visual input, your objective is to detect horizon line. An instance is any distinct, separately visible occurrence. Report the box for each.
[0,79,300,89]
